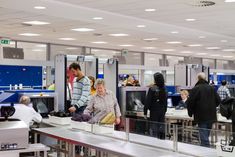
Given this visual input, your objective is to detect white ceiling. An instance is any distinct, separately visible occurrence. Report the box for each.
[0,0,235,60]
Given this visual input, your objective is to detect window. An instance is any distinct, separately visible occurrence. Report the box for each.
[167,56,184,67]
[144,53,162,67]
[17,42,47,61]
[203,59,215,69]
[217,60,229,69]
[50,45,82,60]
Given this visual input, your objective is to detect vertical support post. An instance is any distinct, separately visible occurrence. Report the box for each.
[126,118,130,141]
[173,124,178,152]
[55,54,67,111]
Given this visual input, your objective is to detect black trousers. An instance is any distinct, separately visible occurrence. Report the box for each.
[149,111,165,139]
[232,120,235,140]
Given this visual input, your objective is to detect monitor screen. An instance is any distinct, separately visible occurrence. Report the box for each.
[0,103,14,117]
[0,103,13,108]
[30,97,54,117]
[167,98,173,108]
[126,91,146,112]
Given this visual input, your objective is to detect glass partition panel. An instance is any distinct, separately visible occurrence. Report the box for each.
[89,117,127,141]
[127,118,175,151]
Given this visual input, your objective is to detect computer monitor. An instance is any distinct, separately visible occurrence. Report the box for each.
[0,103,14,118]
[30,97,54,118]
[167,98,173,108]
[126,91,146,112]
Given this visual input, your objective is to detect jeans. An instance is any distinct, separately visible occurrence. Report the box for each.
[198,122,213,147]
[149,122,165,139]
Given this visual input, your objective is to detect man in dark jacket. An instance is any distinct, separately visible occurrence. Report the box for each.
[186,72,221,147]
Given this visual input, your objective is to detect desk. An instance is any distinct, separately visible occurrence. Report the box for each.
[33,127,194,157]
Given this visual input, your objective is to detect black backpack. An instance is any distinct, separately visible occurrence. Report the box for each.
[220,97,234,119]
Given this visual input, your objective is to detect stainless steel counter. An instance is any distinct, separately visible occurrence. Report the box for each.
[33,127,193,157]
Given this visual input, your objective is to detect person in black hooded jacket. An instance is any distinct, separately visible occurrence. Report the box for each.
[144,72,167,139]
[186,72,221,147]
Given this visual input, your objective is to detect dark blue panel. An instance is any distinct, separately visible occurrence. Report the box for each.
[166,86,176,94]
[0,65,42,86]
[98,74,104,79]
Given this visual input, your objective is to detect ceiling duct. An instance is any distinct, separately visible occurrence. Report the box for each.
[186,0,216,7]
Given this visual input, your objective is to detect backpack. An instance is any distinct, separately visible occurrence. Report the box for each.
[220,97,235,119]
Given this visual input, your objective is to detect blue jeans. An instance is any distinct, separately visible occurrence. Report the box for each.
[198,122,213,147]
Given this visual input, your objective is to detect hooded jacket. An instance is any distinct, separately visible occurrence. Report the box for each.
[144,73,167,121]
[186,79,221,123]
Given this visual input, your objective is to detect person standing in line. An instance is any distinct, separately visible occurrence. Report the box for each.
[88,76,96,96]
[144,72,168,139]
[84,79,121,124]
[217,80,231,101]
[186,72,221,147]
[68,63,90,113]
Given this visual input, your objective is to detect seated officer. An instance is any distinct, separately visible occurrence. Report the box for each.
[11,96,42,127]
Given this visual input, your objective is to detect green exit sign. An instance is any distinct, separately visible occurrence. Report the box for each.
[0,39,10,44]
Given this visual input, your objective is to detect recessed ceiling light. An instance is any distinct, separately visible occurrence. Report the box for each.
[221,40,228,43]
[223,56,233,58]
[71,28,94,32]
[225,0,235,2]
[66,47,78,50]
[188,44,202,47]
[32,49,43,52]
[180,51,193,54]
[59,38,76,41]
[100,54,108,57]
[210,54,221,57]
[19,33,40,36]
[34,6,46,10]
[36,44,46,48]
[112,51,120,54]
[133,53,140,56]
[119,44,134,47]
[222,49,235,52]
[109,33,129,37]
[143,38,158,41]
[199,36,206,39]
[206,47,220,50]
[137,25,146,28]
[171,31,179,34]
[91,41,107,44]
[10,41,15,45]
[142,47,156,49]
[92,49,101,52]
[196,53,207,55]
[23,21,50,25]
[166,41,182,44]
[148,58,156,61]
[145,8,156,12]
[92,17,103,20]
[185,18,196,22]
[162,49,175,52]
